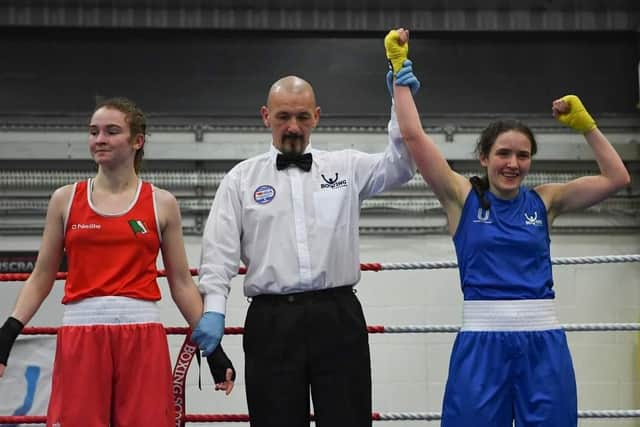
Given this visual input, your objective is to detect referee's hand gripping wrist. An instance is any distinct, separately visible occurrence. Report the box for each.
[192,311,224,357]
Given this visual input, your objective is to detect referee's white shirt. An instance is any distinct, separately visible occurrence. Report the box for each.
[199,106,415,314]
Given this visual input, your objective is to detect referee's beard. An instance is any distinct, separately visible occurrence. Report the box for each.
[279,133,306,155]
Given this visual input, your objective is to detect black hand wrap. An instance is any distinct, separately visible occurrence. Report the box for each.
[0,317,24,366]
[206,344,236,383]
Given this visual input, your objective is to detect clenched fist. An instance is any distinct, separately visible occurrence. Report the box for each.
[552,95,597,133]
[384,28,409,75]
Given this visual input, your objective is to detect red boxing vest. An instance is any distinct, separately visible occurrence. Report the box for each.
[62,179,162,303]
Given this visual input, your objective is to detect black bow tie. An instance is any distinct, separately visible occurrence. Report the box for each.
[276,153,312,172]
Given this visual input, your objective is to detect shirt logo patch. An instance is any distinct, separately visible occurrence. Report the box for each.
[524,211,543,226]
[320,173,348,190]
[128,219,149,235]
[70,223,102,230]
[473,208,492,224]
[254,185,276,204]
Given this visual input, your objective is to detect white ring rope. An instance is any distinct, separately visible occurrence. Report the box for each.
[380,323,640,333]
[378,254,640,271]
[374,410,640,420]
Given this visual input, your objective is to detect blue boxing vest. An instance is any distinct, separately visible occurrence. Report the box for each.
[452,186,554,301]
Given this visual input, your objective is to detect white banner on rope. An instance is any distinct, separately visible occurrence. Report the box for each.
[0,336,55,425]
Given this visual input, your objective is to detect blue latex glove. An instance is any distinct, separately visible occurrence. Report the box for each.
[192,311,224,356]
[386,69,394,98]
[385,60,420,97]
[393,60,421,96]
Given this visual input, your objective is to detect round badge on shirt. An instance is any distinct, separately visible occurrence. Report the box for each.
[254,185,276,204]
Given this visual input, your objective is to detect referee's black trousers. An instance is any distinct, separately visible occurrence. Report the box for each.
[243,285,372,427]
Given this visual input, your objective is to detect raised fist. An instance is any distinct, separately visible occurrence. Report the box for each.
[384,28,409,75]
[552,94,597,133]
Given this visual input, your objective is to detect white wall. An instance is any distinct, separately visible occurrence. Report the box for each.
[1,233,639,426]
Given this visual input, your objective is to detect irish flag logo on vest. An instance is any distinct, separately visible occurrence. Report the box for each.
[128,219,149,235]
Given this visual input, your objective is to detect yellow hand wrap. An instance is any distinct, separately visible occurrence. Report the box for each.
[556,94,597,133]
[384,30,408,75]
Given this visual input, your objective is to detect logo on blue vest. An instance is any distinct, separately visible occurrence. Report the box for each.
[524,211,543,226]
[254,185,276,204]
[473,208,492,224]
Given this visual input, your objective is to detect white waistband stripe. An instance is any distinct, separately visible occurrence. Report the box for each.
[63,296,161,325]
[461,299,560,331]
